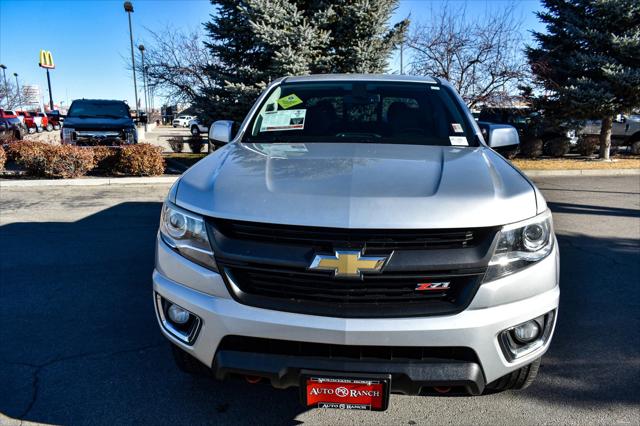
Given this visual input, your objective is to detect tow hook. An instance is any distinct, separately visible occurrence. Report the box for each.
[434,386,451,394]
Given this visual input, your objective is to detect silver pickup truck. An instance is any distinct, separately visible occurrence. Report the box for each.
[153,74,559,411]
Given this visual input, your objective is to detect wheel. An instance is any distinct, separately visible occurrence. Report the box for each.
[54,125,60,130]
[28,127,36,134]
[171,344,211,376]
[173,124,177,128]
[191,126,200,136]
[36,126,43,133]
[486,358,541,392]
[631,141,640,155]
[46,123,53,132]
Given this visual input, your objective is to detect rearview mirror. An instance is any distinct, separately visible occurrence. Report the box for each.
[208,120,236,145]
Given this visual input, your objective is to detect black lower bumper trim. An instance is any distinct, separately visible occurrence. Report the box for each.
[213,350,485,395]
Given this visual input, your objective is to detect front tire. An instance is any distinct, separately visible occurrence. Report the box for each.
[486,358,541,392]
[171,344,210,377]
[46,124,53,132]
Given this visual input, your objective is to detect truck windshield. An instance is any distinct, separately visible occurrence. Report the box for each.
[244,81,477,147]
[68,101,130,118]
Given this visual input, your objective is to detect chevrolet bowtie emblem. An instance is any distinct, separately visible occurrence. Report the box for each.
[309,250,388,278]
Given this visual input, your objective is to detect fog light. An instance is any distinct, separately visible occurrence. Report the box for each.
[513,320,541,343]
[167,304,190,324]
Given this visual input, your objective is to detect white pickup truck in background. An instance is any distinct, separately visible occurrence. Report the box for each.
[579,114,640,154]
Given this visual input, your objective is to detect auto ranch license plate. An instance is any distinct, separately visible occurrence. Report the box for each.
[301,372,391,411]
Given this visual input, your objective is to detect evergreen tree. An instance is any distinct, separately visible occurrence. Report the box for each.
[197,0,407,123]
[526,0,640,160]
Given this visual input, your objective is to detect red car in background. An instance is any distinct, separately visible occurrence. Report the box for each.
[45,110,62,130]
[15,110,40,133]
[35,112,53,131]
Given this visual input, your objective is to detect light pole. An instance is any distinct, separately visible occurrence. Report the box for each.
[0,65,8,108]
[138,44,149,129]
[13,72,21,109]
[124,1,139,119]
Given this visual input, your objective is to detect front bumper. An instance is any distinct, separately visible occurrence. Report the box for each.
[153,237,559,390]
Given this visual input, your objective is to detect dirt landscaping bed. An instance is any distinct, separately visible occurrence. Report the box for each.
[511,156,640,170]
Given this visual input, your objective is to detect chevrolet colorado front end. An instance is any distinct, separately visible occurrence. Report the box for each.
[153,74,559,411]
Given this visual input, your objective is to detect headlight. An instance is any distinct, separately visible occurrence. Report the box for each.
[62,127,75,144]
[124,128,136,144]
[483,210,554,282]
[159,201,217,271]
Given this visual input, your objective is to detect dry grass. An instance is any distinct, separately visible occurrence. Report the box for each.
[512,157,640,170]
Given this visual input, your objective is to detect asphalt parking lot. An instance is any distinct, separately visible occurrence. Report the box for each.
[1,175,639,425]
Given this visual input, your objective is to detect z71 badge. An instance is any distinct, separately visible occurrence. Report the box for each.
[415,282,451,291]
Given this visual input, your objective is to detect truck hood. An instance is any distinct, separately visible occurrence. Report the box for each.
[175,142,538,229]
[63,116,134,131]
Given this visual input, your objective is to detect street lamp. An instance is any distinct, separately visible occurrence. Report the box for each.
[124,1,139,119]
[0,64,8,108]
[138,44,149,129]
[13,72,21,109]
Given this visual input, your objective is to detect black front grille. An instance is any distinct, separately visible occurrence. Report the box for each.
[220,261,483,318]
[218,336,479,363]
[213,219,486,251]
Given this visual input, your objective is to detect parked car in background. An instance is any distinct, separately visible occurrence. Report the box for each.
[15,110,39,134]
[0,109,25,140]
[173,115,195,128]
[46,110,63,130]
[579,114,640,154]
[189,118,208,136]
[478,107,578,156]
[61,99,137,146]
[35,112,53,132]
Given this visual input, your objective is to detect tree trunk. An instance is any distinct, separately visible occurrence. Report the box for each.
[598,116,613,160]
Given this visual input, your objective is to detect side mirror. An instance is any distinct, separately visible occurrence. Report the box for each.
[478,122,519,148]
[208,120,236,144]
[478,122,519,157]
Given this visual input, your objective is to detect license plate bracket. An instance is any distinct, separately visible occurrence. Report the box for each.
[300,370,391,411]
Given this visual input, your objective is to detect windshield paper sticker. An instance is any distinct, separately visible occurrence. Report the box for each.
[449,136,469,146]
[277,94,303,109]
[451,123,464,133]
[260,109,306,132]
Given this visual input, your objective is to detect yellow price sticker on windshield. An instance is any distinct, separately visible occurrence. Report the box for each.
[278,94,303,109]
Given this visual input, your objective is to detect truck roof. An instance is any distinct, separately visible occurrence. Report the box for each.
[282,73,439,84]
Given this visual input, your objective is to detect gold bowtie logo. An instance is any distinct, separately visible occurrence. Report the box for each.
[309,250,387,278]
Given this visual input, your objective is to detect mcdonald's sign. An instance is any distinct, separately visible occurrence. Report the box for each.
[39,50,55,69]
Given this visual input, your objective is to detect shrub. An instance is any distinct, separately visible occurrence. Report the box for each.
[117,143,165,176]
[5,141,49,165]
[92,146,121,174]
[0,146,6,171]
[188,137,205,154]
[18,145,95,178]
[519,137,544,158]
[544,138,571,157]
[576,135,599,157]
[168,137,184,153]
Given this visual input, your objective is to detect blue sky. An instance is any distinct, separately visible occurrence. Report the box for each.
[0,0,544,109]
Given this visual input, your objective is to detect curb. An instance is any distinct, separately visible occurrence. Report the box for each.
[0,176,179,188]
[1,169,638,188]
[523,168,640,177]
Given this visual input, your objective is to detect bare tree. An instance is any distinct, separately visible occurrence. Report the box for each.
[0,79,21,109]
[134,26,218,105]
[407,3,527,109]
